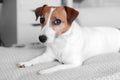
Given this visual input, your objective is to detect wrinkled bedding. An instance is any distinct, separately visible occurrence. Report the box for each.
[0,44,120,80]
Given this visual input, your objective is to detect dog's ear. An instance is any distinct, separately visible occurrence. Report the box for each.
[35,4,47,20]
[64,6,79,25]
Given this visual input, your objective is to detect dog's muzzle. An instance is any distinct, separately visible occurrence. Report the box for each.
[39,35,47,43]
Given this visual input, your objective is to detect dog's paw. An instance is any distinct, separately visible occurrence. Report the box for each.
[17,62,33,68]
[17,63,25,68]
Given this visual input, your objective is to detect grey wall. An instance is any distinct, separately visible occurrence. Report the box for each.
[0,4,2,36]
[0,4,1,18]
[1,0,17,46]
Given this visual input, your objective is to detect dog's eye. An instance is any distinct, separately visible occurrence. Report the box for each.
[40,16,45,24]
[53,19,61,25]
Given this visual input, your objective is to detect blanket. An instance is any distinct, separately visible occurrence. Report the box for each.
[0,44,120,80]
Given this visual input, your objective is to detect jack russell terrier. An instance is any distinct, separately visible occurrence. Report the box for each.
[18,5,120,74]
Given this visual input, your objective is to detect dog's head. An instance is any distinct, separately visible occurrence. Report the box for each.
[35,4,79,44]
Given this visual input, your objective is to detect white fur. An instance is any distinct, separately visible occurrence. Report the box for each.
[18,9,120,74]
[40,8,56,44]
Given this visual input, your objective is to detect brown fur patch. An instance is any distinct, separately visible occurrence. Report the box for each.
[50,7,70,34]
[35,5,79,34]
[64,6,79,25]
[35,5,51,27]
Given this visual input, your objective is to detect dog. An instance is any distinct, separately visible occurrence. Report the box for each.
[18,4,120,74]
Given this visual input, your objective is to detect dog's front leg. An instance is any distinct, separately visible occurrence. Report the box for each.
[38,64,80,74]
[18,47,55,68]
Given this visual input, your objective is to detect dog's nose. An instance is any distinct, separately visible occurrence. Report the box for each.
[39,35,47,43]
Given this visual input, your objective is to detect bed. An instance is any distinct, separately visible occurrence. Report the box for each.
[1,6,120,80]
[1,43,120,80]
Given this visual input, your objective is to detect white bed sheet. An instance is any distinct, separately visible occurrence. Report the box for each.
[0,44,120,80]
